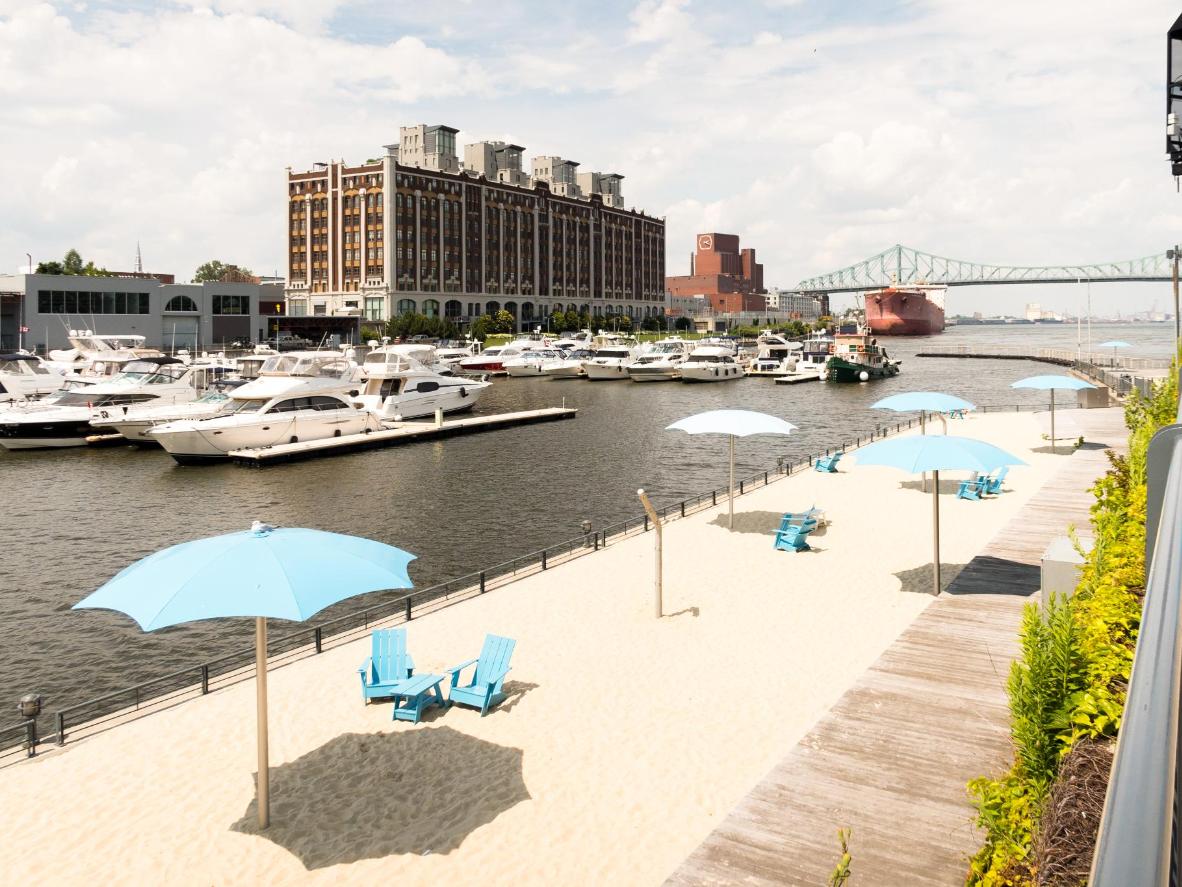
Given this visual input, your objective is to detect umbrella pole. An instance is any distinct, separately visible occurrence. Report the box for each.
[256,616,270,830]
[932,469,941,596]
[1050,389,1056,455]
[920,412,927,492]
[728,436,735,530]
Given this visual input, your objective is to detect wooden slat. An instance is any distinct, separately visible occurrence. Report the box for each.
[667,408,1129,886]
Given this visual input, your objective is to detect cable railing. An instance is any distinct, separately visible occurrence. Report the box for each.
[1089,368,1182,885]
[0,399,1097,762]
[916,344,1174,372]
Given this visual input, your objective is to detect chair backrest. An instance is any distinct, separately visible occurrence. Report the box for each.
[371,629,409,681]
[994,466,1009,483]
[474,634,516,685]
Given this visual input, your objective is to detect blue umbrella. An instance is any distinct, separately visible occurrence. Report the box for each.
[1011,375,1096,454]
[857,436,1026,596]
[667,410,798,528]
[872,392,977,491]
[75,522,416,829]
[1097,340,1131,367]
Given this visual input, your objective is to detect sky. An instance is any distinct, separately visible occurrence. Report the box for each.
[1,0,1180,316]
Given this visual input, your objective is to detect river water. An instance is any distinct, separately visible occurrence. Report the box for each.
[0,323,1171,716]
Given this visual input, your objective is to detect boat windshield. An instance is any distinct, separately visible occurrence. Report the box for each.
[146,364,188,384]
[221,398,269,414]
[596,349,631,358]
[652,343,684,354]
[194,391,231,404]
[479,347,503,357]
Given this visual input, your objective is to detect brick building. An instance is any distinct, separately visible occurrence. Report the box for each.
[664,232,766,313]
[285,123,666,329]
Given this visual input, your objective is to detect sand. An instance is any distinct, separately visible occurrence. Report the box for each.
[0,411,1062,886]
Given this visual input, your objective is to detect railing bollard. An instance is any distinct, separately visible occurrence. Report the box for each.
[764,471,769,484]
[24,720,36,758]
[594,532,600,550]
[200,665,209,694]
[56,713,65,746]
[739,480,744,494]
[712,491,716,506]
[405,596,413,621]
[541,550,548,571]
[479,571,486,594]
[314,627,322,654]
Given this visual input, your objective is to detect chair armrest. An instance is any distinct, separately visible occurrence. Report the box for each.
[483,666,512,689]
[358,657,372,676]
[446,658,479,689]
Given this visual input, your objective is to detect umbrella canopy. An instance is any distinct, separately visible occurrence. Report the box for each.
[856,436,1026,596]
[1097,340,1131,349]
[74,522,416,830]
[871,392,976,413]
[1011,375,1096,454]
[666,410,797,528]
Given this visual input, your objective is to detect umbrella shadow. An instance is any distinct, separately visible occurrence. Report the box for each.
[898,478,966,494]
[708,510,829,537]
[231,727,530,868]
[893,562,969,596]
[1031,445,1076,455]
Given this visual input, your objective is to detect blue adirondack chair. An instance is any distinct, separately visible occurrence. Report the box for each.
[358,628,415,703]
[774,517,818,551]
[956,479,983,500]
[445,634,516,716]
[948,408,966,420]
[814,453,842,473]
[985,466,1009,495]
[779,507,821,532]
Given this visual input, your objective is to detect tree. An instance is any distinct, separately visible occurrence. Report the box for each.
[491,309,516,334]
[194,260,255,283]
[616,314,633,331]
[35,260,63,275]
[674,316,693,332]
[63,249,84,275]
[641,315,662,332]
[548,308,567,332]
[470,314,493,342]
[36,249,112,276]
[563,309,579,331]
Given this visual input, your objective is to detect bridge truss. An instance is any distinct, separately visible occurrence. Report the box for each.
[796,244,1172,293]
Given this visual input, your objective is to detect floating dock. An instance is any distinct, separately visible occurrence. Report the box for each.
[228,407,577,466]
[772,373,822,385]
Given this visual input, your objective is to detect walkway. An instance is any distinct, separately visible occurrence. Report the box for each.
[666,408,1128,886]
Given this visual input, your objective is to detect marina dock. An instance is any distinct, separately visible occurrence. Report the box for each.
[228,407,577,465]
[666,407,1128,886]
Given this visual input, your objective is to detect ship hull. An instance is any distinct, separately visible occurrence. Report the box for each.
[825,356,899,383]
[866,290,945,336]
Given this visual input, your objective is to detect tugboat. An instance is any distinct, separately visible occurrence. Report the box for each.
[824,325,900,383]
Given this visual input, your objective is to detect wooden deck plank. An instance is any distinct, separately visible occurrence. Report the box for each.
[666,408,1128,886]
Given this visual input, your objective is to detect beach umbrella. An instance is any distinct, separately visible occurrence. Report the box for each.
[1097,340,1131,366]
[74,522,415,829]
[666,409,797,529]
[856,436,1026,596]
[1010,375,1096,454]
[872,392,977,490]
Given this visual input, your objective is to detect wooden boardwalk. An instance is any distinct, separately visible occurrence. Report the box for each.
[666,408,1129,886]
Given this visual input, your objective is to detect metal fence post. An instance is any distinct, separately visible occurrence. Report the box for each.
[24,720,36,758]
[56,713,65,746]
[541,550,548,570]
[594,533,599,550]
[479,571,486,594]
[680,501,686,517]
[644,514,649,531]
[405,596,413,621]
[200,665,209,695]
[314,627,322,654]
[712,491,716,506]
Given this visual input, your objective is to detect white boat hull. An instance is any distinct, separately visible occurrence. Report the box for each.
[680,365,744,382]
[152,411,376,463]
[628,367,681,381]
[505,363,549,378]
[542,364,584,378]
[375,381,489,420]
[582,361,631,380]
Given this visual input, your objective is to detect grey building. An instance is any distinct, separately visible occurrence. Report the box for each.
[0,274,282,353]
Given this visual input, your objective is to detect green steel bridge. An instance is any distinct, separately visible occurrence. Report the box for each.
[795,244,1173,293]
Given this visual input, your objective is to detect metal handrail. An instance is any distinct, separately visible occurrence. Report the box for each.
[1090,376,1182,885]
[0,400,1087,760]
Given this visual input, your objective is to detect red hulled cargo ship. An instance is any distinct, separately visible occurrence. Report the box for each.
[865,285,946,336]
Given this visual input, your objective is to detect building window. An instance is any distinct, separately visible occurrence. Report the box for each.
[289,301,307,317]
[422,299,440,318]
[37,289,148,314]
[164,295,199,312]
[364,297,384,321]
[313,303,327,316]
[396,298,416,315]
[212,294,249,315]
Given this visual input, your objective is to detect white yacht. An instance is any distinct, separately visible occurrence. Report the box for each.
[363,343,454,377]
[435,344,476,368]
[0,357,210,449]
[148,352,374,463]
[0,353,65,402]
[581,336,641,381]
[542,348,593,378]
[456,338,536,375]
[356,349,490,420]
[626,338,690,382]
[504,348,567,377]
[45,331,163,374]
[747,333,800,376]
[680,345,745,382]
[774,331,833,383]
[89,382,244,445]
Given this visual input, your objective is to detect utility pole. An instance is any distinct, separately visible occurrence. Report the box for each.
[1170,246,1180,344]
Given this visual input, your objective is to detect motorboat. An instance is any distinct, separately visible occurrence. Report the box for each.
[456,338,536,374]
[0,353,65,402]
[89,381,246,445]
[680,345,745,382]
[747,333,800,376]
[504,348,568,377]
[777,331,834,382]
[148,352,374,463]
[542,348,593,378]
[45,331,163,374]
[626,338,690,382]
[0,357,215,449]
[435,343,476,367]
[582,345,640,380]
[363,343,453,377]
[356,349,490,420]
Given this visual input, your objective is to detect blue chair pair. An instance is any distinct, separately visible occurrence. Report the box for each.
[948,408,966,420]
[814,453,843,473]
[957,467,1009,500]
[358,629,516,717]
[774,507,821,552]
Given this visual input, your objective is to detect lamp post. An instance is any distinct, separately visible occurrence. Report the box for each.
[1169,247,1180,343]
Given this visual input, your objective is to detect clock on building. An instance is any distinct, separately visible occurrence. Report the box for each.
[698,235,712,250]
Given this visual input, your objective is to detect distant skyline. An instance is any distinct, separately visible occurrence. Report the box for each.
[2,0,1181,315]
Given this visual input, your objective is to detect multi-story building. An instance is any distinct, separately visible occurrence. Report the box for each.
[665,232,767,313]
[285,125,666,329]
[764,288,826,320]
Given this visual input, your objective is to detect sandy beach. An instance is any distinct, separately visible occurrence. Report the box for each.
[0,410,1064,886]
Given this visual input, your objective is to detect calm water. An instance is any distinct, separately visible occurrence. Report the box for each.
[0,324,1170,715]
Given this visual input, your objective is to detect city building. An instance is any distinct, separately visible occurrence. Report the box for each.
[284,124,666,329]
[665,233,767,313]
[0,273,305,352]
[763,288,826,320]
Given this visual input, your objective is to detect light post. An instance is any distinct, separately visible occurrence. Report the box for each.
[1169,246,1180,343]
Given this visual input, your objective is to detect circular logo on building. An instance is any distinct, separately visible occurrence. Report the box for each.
[698,235,712,250]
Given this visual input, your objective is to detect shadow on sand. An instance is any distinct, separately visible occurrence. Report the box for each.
[708,510,829,537]
[897,478,968,495]
[893,562,969,596]
[231,725,531,868]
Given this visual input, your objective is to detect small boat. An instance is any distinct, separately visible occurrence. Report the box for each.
[89,381,245,445]
[504,348,568,377]
[582,337,641,380]
[679,345,744,383]
[626,337,689,382]
[356,348,490,419]
[747,333,800,377]
[456,338,536,375]
[824,326,901,382]
[773,331,833,383]
[543,349,594,378]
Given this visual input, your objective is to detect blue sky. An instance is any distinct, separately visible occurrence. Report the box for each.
[1,0,1179,315]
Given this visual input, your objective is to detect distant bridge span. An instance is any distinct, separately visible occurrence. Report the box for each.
[796,244,1172,294]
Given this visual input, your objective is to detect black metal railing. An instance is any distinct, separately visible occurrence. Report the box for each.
[0,400,1094,762]
[1089,370,1182,885]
